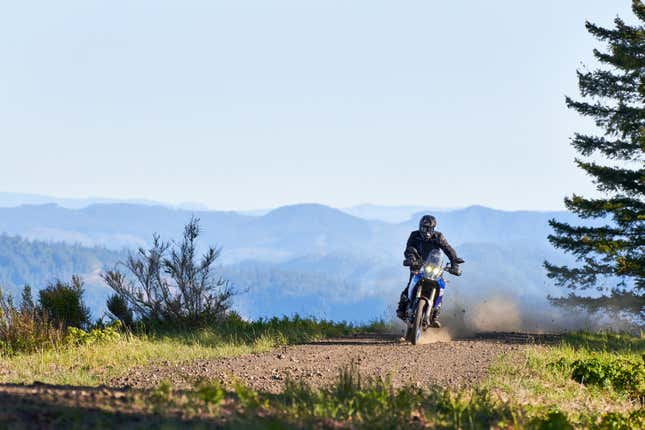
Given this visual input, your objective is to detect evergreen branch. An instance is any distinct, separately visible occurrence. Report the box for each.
[544,259,614,290]
[571,133,641,160]
[615,253,645,284]
[632,0,645,24]
[566,98,643,136]
[585,20,642,44]
[575,160,644,195]
[548,219,623,237]
[548,220,636,258]
[564,194,645,227]
[578,70,640,102]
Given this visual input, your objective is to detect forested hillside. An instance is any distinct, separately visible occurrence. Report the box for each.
[0,234,123,313]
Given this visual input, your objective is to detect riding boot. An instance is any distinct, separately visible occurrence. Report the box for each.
[429,307,442,328]
[396,290,409,320]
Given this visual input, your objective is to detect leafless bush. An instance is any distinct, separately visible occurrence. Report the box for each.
[102,217,234,327]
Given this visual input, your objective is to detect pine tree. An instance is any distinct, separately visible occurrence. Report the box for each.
[19,285,35,315]
[545,0,644,318]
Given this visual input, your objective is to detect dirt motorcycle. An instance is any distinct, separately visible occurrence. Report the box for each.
[404,249,462,345]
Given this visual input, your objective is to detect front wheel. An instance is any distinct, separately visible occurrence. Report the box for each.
[410,298,429,345]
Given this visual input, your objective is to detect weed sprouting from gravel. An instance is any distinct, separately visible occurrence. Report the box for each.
[254,363,526,429]
[195,380,226,407]
[275,362,426,426]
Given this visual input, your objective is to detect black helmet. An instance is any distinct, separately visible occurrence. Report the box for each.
[418,215,436,240]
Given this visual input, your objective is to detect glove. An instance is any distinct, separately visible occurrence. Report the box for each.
[404,254,422,268]
[403,258,421,270]
[448,264,462,276]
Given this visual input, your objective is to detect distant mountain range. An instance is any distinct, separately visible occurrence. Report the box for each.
[0,191,460,223]
[0,191,209,211]
[0,201,578,254]
[0,199,590,324]
[341,204,456,223]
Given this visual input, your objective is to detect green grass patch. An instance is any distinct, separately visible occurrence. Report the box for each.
[553,355,644,399]
[0,315,385,386]
[484,331,644,426]
[561,331,645,354]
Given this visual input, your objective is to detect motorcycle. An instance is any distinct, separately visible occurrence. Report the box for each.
[404,249,462,345]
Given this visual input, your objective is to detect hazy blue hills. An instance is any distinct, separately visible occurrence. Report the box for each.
[0,201,580,254]
[0,201,584,323]
[341,204,452,223]
[0,203,251,251]
[0,191,209,211]
[0,234,123,314]
[404,205,585,247]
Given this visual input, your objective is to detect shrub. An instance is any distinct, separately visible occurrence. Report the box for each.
[106,293,133,328]
[530,409,573,430]
[570,356,644,399]
[19,285,35,314]
[597,409,645,430]
[0,288,64,355]
[38,276,91,329]
[102,217,234,328]
[64,321,122,346]
[194,380,226,410]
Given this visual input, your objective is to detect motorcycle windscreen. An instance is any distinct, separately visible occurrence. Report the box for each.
[424,248,443,270]
[422,249,444,280]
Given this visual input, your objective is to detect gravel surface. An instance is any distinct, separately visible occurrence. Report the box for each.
[110,334,524,392]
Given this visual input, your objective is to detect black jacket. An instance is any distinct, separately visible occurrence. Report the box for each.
[404,230,459,266]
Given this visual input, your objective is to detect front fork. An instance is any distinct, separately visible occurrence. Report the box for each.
[408,275,446,311]
[433,277,446,310]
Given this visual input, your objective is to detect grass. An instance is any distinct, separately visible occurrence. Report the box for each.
[0,314,385,386]
[482,331,644,427]
[0,333,274,386]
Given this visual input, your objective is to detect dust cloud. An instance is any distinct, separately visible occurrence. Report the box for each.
[439,293,641,337]
[417,328,452,344]
[382,288,641,338]
[468,297,522,332]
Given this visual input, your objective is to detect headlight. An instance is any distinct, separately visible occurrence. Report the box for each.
[424,265,441,276]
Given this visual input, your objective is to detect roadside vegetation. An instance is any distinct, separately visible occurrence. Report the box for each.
[2,332,642,429]
[0,313,383,386]
[483,331,644,428]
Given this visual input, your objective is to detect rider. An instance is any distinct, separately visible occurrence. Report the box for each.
[396,214,464,327]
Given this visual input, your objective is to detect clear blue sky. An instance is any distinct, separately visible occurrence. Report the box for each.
[0,1,634,211]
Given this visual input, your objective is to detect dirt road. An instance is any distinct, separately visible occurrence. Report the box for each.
[110,332,537,392]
